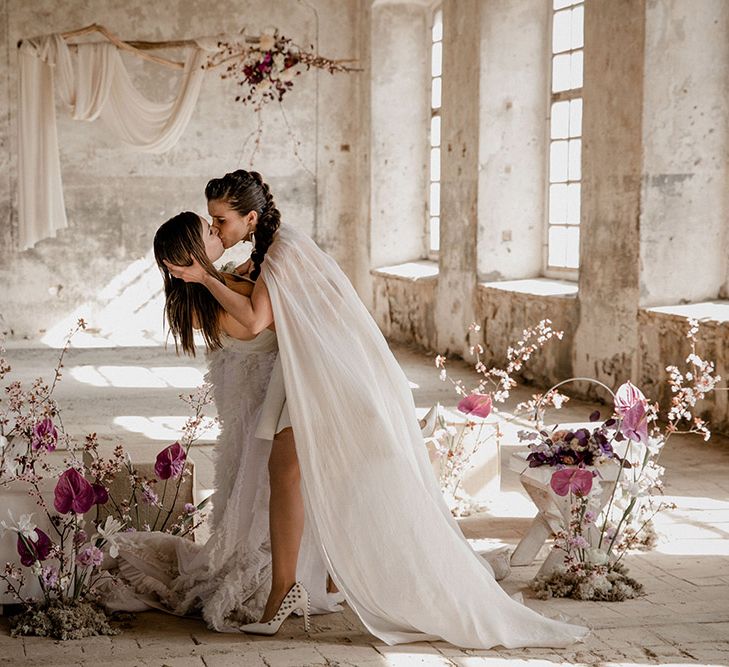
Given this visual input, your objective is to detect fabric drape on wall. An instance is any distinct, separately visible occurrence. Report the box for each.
[17,34,207,250]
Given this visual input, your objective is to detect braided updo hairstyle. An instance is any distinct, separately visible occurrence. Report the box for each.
[204,170,281,281]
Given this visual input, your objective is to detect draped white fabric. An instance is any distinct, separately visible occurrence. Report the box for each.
[262,224,589,649]
[17,34,207,250]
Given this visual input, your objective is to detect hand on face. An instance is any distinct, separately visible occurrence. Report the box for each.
[163,256,207,284]
[163,218,222,283]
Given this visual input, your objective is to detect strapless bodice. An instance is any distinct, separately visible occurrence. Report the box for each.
[218,328,278,354]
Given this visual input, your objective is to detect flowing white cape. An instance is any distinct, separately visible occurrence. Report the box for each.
[262,224,589,648]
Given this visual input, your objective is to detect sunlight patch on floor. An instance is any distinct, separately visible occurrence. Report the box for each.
[71,365,205,388]
[113,415,219,441]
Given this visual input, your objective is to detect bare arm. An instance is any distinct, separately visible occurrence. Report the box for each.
[201,271,274,335]
[164,258,274,335]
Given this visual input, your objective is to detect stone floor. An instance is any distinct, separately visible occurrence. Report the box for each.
[1,341,728,666]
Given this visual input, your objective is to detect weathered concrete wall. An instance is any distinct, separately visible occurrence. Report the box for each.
[370,2,429,269]
[477,0,550,282]
[476,286,577,388]
[639,309,729,434]
[572,0,645,396]
[640,0,729,307]
[0,0,363,340]
[434,0,480,356]
[372,268,437,351]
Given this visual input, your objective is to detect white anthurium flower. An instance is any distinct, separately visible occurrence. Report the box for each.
[0,510,39,542]
[96,515,124,558]
[587,548,608,565]
[646,435,665,455]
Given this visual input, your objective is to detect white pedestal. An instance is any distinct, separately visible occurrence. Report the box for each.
[508,421,638,576]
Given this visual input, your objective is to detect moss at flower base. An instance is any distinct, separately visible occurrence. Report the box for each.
[9,601,121,640]
[530,562,645,602]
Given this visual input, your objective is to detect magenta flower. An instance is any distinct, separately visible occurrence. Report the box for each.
[456,393,493,419]
[614,381,646,417]
[54,467,96,515]
[92,483,109,505]
[154,442,186,480]
[620,401,649,443]
[17,528,52,566]
[40,565,59,588]
[31,417,58,451]
[76,545,104,568]
[550,467,594,497]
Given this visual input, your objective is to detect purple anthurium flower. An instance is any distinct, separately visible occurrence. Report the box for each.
[17,528,52,566]
[54,467,96,515]
[550,467,594,497]
[456,393,493,419]
[92,483,109,505]
[614,381,646,417]
[620,401,649,443]
[154,442,187,480]
[31,417,58,452]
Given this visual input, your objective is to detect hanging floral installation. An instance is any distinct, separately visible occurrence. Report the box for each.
[207,28,358,110]
[205,28,359,171]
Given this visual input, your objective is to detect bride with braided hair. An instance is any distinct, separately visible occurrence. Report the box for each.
[162,169,589,647]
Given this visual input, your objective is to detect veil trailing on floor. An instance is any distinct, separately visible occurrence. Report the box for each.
[262,224,589,649]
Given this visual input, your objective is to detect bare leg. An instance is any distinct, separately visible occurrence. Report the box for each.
[260,427,304,622]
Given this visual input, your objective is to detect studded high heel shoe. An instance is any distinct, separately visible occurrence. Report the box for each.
[240,582,311,636]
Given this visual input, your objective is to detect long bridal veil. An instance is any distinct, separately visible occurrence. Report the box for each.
[262,224,589,649]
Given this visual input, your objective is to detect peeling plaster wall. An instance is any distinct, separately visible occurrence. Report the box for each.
[476,287,577,388]
[372,273,437,351]
[477,0,549,282]
[0,0,363,341]
[572,0,645,395]
[639,0,729,306]
[639,310,729,433]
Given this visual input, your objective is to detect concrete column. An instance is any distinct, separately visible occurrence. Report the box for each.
[477,0,550,282]
[639,0,729,306]
[435,0,481,356]
[572,0,646,391]
[370,1,430,270]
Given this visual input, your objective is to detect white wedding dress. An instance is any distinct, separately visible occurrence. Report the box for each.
[105,329,341,631]
[258,223,589,648]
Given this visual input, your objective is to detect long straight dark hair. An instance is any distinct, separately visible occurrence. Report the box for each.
[153,212,225,356]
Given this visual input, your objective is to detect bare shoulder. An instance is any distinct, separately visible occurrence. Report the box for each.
[218,309,256,341]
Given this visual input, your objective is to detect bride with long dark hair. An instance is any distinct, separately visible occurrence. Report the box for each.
[107,210,341,630]
[159,170,589,648]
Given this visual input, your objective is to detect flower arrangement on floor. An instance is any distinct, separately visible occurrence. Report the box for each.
[519,319,723,601]
[208,28,358,110]
[427,320,565,515]
[0,322,214,639]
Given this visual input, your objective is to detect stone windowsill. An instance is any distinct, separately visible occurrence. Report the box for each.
[371,260,439,282]
[479,277,578,297]
[643,300,729,324]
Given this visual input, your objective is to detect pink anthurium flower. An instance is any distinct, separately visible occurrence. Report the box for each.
[54,467,96,515]
[614,381,646,417]
[155,442,187,480]
[456,393,493,419]
[620,400,649,444]
[550,467,594,497]
[17,528,52,566]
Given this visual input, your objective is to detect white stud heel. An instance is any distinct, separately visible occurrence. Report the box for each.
[241,582,311,636]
